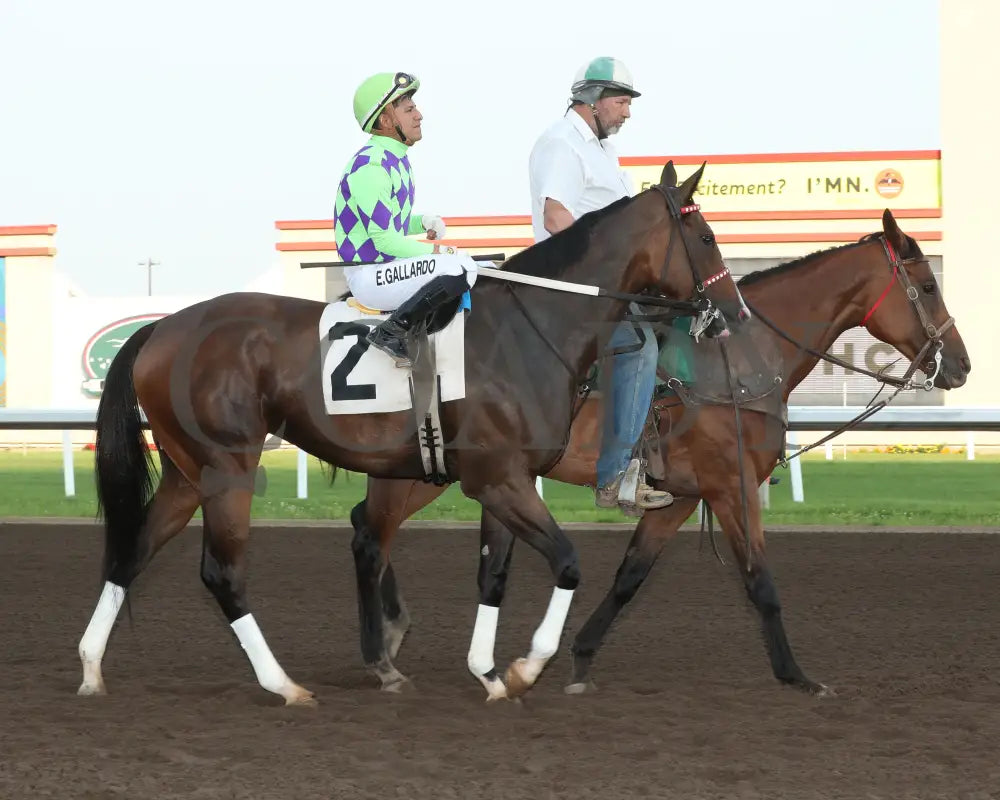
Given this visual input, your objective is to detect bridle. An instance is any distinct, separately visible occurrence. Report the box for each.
[859,234,954,392]
[746,233,954,396]
[501,181,738,476]
[644,184,736,340]
[736,232,957,471]
[708,232,957,572]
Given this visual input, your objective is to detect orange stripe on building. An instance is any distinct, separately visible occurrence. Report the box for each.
[0,225,57,236]
[440,215,532,226]
[277,215,534,230]
[275,219,335,230]
[620,150,941,166]
[278,232,941,252]
[276,237,537,252]
[274,208,940,232]
[715,231,942,244]
[276,241,340,251]
[702,208,941,221]
[0,247,57,257]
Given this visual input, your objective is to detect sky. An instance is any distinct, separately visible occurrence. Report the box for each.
[1,0,940,298]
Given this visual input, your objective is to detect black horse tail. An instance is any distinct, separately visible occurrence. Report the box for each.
[94,320,159,587]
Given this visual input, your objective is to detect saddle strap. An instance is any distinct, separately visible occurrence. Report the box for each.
[409,333,449,485]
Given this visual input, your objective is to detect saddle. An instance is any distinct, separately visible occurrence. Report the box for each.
[341,293,461,486]
[637,316,786,483]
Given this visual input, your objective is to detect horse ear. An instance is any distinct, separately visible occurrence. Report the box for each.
[882,208,907,255]
[679,161,707,204]
[660,160,678,187]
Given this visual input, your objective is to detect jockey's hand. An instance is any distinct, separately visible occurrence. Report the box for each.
[422,214,447,241]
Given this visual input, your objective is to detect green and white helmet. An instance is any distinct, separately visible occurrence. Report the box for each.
[353,71,420,133]
[570,57,640,105]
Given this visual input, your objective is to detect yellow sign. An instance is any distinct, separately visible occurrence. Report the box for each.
[623,153,940,213]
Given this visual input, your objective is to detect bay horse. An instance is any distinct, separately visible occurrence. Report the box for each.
[76,161,747,705]
[348,209,970,700]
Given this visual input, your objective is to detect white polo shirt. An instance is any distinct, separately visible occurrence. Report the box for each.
[528,108,635,243]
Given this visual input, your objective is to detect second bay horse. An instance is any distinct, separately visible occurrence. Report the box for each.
[348,209,970,700]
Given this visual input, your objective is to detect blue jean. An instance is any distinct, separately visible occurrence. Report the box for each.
[596,317,659,488]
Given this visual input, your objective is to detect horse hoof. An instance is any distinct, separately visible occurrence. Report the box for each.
[564,680,597,695]
[381,676,414,694]
[283,687,318,707]
[484,681,509,703]
[811,682,835,698]
[77,682,107,697]
[285,694,318,707]
[504,658,534,699]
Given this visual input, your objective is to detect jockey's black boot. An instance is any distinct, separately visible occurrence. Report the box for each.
[366,274,469,368]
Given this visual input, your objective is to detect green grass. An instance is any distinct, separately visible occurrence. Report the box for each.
[1,449,998,527]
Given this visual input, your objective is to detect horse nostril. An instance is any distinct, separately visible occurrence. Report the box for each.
[960,356,972,373]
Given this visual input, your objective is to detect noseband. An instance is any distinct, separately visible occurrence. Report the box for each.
[862,235,955,392]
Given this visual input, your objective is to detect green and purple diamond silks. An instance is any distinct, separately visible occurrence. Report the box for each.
[333,134,432,264]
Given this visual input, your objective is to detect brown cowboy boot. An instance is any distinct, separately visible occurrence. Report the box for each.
[595,470,673,512]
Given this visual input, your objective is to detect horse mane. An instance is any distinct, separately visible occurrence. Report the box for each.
[497,194,635,279]
[737,235,885,288]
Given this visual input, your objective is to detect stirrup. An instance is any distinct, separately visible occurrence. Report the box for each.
[366,324,412,368]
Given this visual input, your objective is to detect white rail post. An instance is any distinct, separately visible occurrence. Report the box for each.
[787,430,804,503]
[966,431,975,461]
[825,440,834,460]
[535,476,544,498]
[296,448,308,499]
[62,430,75,497]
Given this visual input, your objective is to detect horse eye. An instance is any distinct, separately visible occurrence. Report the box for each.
[701,234,715,245]
[922,282,937,295]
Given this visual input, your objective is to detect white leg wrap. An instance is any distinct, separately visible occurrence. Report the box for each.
[79,581,126,665]
[511,587,575,687]
[231,613,291,696]
[467,604,500,676]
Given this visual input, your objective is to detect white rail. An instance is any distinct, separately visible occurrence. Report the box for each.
[2,407,999,502]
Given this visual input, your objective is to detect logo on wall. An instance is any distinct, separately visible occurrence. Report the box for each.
[80,314,166,397]
[875,168,904,199]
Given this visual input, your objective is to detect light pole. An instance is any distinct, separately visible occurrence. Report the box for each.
[138,257,160,296]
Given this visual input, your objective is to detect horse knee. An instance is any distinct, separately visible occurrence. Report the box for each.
[555,551,581,591]
[349,499,367,532]
[200,548,248,621]
[200,548,228,594]
[478,565,509,606]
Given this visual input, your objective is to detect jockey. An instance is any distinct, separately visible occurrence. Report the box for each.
[334,71,478,367]
[528,56,672,513]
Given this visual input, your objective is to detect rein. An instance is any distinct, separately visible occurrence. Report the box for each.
[697,234,955,570]
[476,265,710,313]
[742,234,954,466]
[502,186,719,385]
[500,186,720,477]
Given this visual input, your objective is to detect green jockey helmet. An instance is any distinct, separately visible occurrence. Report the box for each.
[570,57,641,105]
[353,71,421,133]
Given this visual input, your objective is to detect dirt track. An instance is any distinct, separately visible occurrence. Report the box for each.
[1,522,998,799]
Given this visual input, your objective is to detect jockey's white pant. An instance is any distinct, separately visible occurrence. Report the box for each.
[345,253,479,311]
